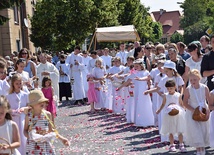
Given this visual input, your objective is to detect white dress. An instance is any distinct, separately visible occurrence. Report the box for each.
[150,68,161,126]
[92,67,107,109]
[185,84,210,147]
[210,90,214,147]
[6,91,29,155]
[160,92,185,135]
[0,120,20,155]
[109,66,126,114]
[157,75,183,141]
[132,70,154,127]
[123,67,135,123]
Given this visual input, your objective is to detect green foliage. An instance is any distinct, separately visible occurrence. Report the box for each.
[180,0,214,43]
[183,21,208,44]
[117,0,162,44]
[150,22,163,43]
[30,0,163,50]
[180,0,208,29]
[170,32,184,43]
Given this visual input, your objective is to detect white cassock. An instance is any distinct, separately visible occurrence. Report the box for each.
[66,53,85,100]
[116,51,128,65]
[87,57,105,73]
[82,56,92,95]
[65,53,72,78]
[100,55,112,72]
[37,62,59,100]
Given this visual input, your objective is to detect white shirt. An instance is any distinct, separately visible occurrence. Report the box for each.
[101,55,112,69]
[56,62,70,83]
[116,51,128,65]
[88,56,105,73]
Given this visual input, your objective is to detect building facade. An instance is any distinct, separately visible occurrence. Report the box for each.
[0,0,36,56]
[151,9,183,44]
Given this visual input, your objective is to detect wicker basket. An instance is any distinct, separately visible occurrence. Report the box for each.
[167,103,179,116]
[0,137,13,155]
[168,108,179,116]
[192,106,209,121]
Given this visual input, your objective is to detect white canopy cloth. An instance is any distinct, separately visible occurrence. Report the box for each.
[95,25,140,42]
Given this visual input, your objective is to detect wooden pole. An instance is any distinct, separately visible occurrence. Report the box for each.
[94,35,96,50]
[87,32,96,53]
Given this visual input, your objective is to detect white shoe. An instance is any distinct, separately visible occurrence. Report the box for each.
[201,149,206,155]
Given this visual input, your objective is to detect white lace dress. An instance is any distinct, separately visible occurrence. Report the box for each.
[185,84,210,147]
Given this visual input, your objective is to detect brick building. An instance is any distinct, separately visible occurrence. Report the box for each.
[0,0,36,56]
[151,9,183,43]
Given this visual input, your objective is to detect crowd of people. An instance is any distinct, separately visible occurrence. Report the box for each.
[0,34,214,154]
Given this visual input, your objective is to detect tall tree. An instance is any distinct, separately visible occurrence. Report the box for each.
[30,0,119,50]
[117,0,162,43]
[180,0,214,43]
[180,0,208,29]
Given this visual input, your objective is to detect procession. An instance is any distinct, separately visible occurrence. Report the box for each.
[1,0,214,154]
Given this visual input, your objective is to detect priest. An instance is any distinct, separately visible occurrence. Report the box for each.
[37,52,59,101]
[66,46,85,105]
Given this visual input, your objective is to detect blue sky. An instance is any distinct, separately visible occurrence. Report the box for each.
[141,0,185,12]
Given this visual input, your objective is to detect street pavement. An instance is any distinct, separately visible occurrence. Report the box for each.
[54,101,214,155]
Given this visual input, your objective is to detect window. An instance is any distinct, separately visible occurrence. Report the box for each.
[13,4,19,24]
[16,39,20,52]
[161,38,167,44]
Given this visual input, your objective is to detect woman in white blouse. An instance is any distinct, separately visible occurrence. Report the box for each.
[183,43,206,87]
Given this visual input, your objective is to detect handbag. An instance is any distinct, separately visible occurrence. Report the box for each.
[192,85,209,121]
[167,103,179,116]
[192,106,209,121]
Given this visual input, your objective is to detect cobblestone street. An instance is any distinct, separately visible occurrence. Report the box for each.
[54,101,214,155]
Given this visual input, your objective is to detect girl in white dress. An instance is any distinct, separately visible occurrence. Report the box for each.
[117,59,154,127]
[117,56,135,123]
[145,60,184,142]
[156,80,186,152]
[183,69,210,155]
[92,59,107,109]
[150,60,165,126]
[109,57,126,114]
[6,74,29,155]
[0,96,21,155]
[12,58,31,93]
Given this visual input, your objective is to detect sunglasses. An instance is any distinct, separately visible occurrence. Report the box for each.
[22,53,28,55]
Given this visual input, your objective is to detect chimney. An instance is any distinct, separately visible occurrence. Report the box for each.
[160,9,166,15]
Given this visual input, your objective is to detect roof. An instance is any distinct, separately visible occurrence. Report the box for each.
[95,25,140,42]
[175,30,184,35]
[151,10,182,35]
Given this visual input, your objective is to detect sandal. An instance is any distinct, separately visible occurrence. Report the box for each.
[169,144,177,152]
[179,144,187,153]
